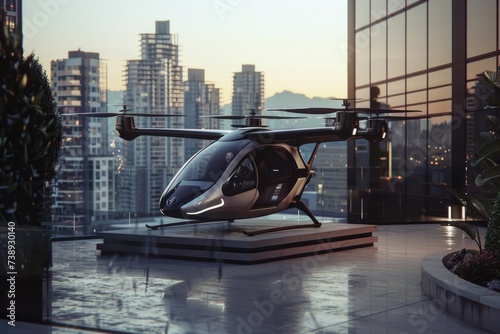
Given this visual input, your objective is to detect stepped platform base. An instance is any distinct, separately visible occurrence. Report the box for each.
[96,219,377,264]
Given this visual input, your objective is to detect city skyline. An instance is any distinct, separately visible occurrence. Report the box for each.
[22,0,348,105]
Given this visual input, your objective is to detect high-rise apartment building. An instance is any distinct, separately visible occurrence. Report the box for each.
[51,50,115,233]
[123,21,184,215]
[1,0,21,33]
[232,65,264,117]
[184,68,221,158]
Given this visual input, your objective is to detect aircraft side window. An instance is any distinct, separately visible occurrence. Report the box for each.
[259,147,293,182]
[299,143,316,165]
[222,155,257,196]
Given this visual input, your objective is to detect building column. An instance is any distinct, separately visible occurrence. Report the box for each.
[450,0,467,219]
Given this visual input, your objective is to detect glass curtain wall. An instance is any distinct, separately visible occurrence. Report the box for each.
[351,0,500,223]
[350,0,454,223]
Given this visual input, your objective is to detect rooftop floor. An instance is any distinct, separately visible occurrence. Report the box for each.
[1,223,493,333]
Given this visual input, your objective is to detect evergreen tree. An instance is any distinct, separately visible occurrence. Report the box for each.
[0,10,62,225]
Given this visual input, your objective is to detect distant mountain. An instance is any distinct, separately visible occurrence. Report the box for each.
[265,90,341,109]
[221,90,343,129]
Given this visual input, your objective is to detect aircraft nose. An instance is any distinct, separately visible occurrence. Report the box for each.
[160,185,203,217]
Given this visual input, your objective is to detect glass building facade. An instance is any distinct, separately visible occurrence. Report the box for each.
[348,0,500,223]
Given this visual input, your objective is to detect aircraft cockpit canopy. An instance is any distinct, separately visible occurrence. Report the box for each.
[160,140,254,213]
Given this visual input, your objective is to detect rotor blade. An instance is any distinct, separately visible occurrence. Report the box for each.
[266,107,340,114]
[368,115,425,121]
[61,112,183,118]
[356,109,422,115]
[201,115,246,120]
[201,115,306,120]
[324,114,424,120]
[256,115,307,120]
[231,124,269,128]
[266,107,422,115]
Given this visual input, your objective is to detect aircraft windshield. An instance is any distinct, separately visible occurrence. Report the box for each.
[172,140,252,190]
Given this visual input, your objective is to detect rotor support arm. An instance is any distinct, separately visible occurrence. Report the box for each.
[259,127,349,145]
[115,115,229,141]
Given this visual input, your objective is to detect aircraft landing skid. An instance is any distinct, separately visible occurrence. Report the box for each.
[146,201,321,236]
[146,220,224,230]
[242,222,321,236]
[242,200,322,236]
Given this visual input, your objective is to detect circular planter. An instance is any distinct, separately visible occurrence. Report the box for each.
[421,252,500,333]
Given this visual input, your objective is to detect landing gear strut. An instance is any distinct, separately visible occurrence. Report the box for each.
[242,200,322,236]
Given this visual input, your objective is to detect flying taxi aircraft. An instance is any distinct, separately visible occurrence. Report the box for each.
[76,102,417,235]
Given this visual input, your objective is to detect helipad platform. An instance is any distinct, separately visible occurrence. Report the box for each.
[96,219,378,264]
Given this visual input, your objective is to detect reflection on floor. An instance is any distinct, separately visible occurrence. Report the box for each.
[1,223,491,333]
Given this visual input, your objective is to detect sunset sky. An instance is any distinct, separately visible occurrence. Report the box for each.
[23,0,348,105]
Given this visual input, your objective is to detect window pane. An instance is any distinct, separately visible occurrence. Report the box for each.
[428,116,452,201]
[407,3,427,74]
[371,0,387,21]
[408,103,427,115]
[407,0,421,5]
[388,120,406,179]
[429,68,452,87]
[467,57,496,81]
[403,116,428,217]
[374,83,387,97]
[355,87,371,107]
[371,20,387,83]
[356,29,370,86]
[6,0,16,11]
[407,91,427,105]
[387,94,406,108]
[388,0,405,14]
[407,74,427,92]
[356,0,370,29]
[388,13,405,78]
[406,118,427,195]
[429,0,452,67]
[428,86,452,102]
[469,72,500,109]
[429,100,452,114]
[388,78,406,95]
[467,0,497,58]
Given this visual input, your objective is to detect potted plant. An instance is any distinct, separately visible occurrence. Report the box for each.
[446,111,500,291]
[0,9,62,322]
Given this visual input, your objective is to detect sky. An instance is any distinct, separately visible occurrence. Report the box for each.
[23,0,348,105]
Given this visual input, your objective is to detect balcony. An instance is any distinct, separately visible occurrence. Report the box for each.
[58,90,82,98]
[58,80,81,87]
[61,100,82,107]
[57,70,82,76]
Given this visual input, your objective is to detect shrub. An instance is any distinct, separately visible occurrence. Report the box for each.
[485,193,500,253]
[454,251,500,287]
[0,10,62,225]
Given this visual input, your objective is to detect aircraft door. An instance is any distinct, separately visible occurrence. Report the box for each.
[254,147,298,208]
[222,154,257,196]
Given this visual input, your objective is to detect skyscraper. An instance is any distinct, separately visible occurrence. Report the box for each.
[232,65,264,117]
[51,50,115,233]
[1,0,22,33]
[184,68,221,158]
[123,21,184,215]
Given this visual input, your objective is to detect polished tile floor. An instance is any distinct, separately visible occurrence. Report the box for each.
[1,223,493,333]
